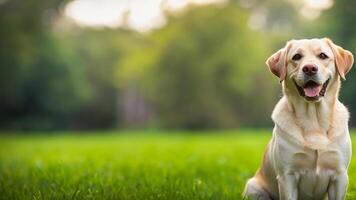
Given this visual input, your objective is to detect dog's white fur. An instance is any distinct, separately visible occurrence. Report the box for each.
[243,38,354,200]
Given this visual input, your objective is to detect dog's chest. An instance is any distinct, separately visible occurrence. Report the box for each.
[291,148,340,172]
[288,135,345,199]
[276,132,344,170]
[290,148,341,199]
[274,132,349,199]
[291,134,340,170]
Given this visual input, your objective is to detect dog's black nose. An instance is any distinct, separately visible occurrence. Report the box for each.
[302,64,318,76]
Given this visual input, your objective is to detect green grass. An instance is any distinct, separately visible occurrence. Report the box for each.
[0,130,356,199]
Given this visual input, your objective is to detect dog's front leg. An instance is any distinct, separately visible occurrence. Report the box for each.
[328,173,348,200]
[277,173,298,200]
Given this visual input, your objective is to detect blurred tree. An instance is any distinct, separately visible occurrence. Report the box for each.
[60,30,143,129]
[0,0,88,130]
[118,4,277,129]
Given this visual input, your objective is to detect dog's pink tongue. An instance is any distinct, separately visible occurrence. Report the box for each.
[304,85,322,97]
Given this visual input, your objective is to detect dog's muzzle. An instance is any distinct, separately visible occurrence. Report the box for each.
[293,78,330,101]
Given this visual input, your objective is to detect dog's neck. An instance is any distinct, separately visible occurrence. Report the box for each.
[282,77,340,136]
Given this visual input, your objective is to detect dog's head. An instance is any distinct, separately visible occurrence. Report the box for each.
[266,38,354,102]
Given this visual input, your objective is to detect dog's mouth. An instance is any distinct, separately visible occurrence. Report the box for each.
[294,79,330,101]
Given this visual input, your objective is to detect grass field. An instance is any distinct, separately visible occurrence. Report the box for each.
[1,130,356,199]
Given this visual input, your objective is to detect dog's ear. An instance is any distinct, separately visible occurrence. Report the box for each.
[266,42,292,82]
[325,38,354,80]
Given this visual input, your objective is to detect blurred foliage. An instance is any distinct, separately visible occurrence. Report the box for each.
[1,0,356,130]
[56,30,140,129]
[118,5,275,128]
[0,0,86,130]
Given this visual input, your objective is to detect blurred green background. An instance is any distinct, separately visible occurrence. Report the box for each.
[1,0,356,131]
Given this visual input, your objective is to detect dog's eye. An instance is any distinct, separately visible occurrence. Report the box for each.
[292,53,302,61]
[318,53,329,60]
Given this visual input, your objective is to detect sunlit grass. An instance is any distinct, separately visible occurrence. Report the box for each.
[0,130,356,199]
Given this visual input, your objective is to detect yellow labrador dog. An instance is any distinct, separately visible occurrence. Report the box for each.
[243,38,353,200]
